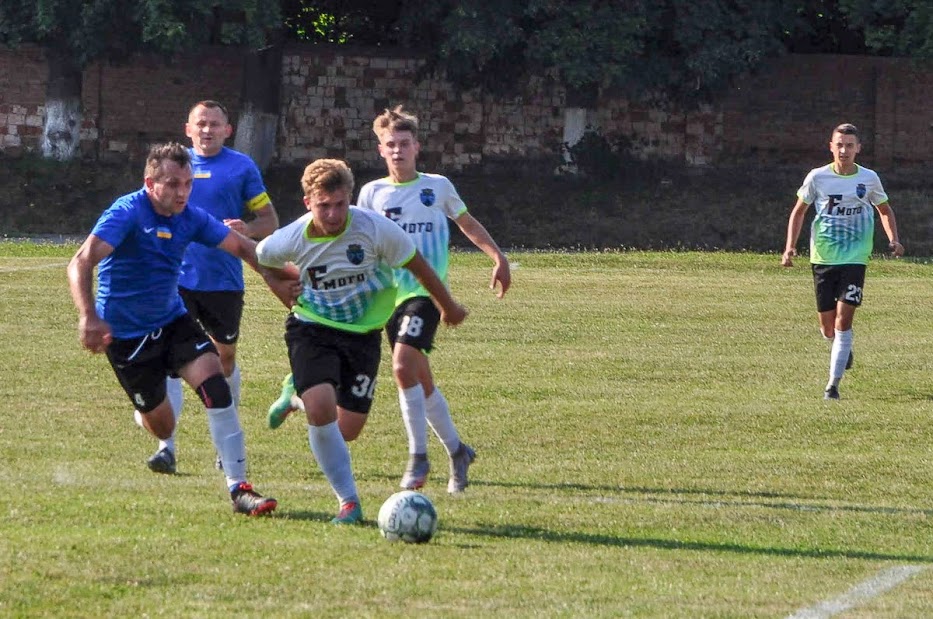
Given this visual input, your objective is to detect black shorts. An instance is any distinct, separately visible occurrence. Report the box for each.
[284,315,382,414]
[812,264,866,312]
[178,287,244,345]
[384,296,440,353]
[105,313,217,412]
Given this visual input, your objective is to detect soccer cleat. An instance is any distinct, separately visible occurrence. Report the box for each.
[824,385,841,400]
[447,442,476,494]
[215,455,223,471]
[332,501,363,525]
[400,453,430,490]
[146,447,176,474]
[231,482,277,516]
[846,350,854,370]
[268,374,297,429]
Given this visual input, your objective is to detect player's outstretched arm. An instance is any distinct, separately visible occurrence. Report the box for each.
[875,202,904,256]
[456,213,511,298]
[219,229,260,273]
[67,235,114,353]
[782,199,809,267]
[403,252,468,327]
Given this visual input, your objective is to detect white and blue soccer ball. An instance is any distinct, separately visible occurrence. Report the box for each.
[377,490,438,543]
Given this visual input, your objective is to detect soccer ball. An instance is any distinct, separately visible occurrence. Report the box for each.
[377,490,438,543]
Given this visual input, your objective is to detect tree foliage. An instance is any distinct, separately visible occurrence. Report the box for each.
[278,0,933,106]
[840,0,933,56]
[0,0,281,68]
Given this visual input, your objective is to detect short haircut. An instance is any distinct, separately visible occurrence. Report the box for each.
[189,99,230,122]
[832,123,859,141]
[372,105,419,139]
[145,142,191,180]
[301,158,355,197]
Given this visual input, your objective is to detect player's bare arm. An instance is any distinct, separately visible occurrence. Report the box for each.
[456,212,511,298]
[403,252,468,327]
[782,198,810,267]
[225,202,279,240]
[218,229,260,273]
[875,202,904,256]
[67,235,115,353]
[259,264,301,309]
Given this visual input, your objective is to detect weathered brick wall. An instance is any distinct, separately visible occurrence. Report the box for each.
[1,43,931,171]
[277,47,569,172]
[0,46,46,149]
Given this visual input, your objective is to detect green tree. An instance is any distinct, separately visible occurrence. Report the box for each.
[0,0,279,160]
[839,0,933,56]
[386,1,801,106]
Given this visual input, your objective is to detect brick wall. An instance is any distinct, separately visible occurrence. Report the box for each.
[1,43,931,171]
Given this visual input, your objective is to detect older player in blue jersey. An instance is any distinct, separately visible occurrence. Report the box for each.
[782,123,903,400]
[138,100,279,475]
[257,158,468,524]
[68,142,277,516]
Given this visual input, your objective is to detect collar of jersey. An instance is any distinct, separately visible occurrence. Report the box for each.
[388,172,421,186]
[304,209,352,241]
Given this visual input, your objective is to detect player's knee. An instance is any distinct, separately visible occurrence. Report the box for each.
[195,374,232,409]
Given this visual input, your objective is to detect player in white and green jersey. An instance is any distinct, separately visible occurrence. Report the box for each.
[782,123,903,400]
[257,158,467,524]
[357,105,511,493]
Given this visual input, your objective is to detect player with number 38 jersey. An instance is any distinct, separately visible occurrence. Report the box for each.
[357,172,463,304]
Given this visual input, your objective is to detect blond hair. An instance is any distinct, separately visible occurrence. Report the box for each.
[372,105,419,138]
[300,158,355,197]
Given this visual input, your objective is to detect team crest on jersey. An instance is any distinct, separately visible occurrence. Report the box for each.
[346,243,365,265]
[420,188,436,206]
[856,183,866,198]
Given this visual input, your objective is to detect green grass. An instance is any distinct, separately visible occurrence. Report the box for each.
[2,245,933,617]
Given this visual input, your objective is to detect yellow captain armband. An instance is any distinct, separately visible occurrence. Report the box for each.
[246,192,272,212]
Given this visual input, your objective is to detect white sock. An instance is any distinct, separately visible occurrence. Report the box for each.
[399,384,428,455]
[308,422,358,505]
[828,328,853,389]
[425,388,460,456]
[206,402,247,487]
[227,363,241,409]
[154,377,184,453]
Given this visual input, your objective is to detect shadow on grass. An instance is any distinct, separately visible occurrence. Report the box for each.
[441,522,933,564]
[468,479,933,518]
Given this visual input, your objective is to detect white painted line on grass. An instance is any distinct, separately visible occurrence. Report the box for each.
[0,261,69,273]
[786,565,924,619]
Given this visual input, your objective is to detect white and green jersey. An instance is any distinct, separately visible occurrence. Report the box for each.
[256,206,416,333]
[798,163,889,265]
[357,172,466,304]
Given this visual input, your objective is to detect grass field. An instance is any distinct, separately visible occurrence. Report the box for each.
[2,244,933,618]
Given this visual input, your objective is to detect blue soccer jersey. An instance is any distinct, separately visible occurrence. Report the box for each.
[91,188,231,338]
[178,147,270,291]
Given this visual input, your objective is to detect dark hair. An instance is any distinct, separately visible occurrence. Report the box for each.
[832,123,859,140]
[301,158,355,197]
[145,142,191,180]
[189,99,230,122]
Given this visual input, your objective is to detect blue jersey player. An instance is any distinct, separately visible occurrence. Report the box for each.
[68,142,277,516]
[137,100,279,474]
